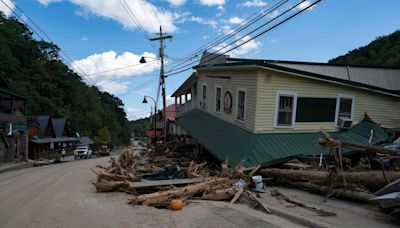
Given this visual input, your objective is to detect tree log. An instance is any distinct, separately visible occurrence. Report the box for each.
[318,129,398,156]
[286,181,374,203]
[129,178,229,205]
[94,180,129,192]
[259,168,400,190]
[202,188,236,201]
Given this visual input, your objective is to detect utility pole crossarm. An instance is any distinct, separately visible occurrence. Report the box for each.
[149,35,172,41]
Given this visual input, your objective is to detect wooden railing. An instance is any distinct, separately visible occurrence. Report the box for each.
[176,100,196,117]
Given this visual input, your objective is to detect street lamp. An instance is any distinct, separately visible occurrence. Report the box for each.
[142,95,157,150]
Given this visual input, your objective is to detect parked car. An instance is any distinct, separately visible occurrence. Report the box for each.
[98,145,110,156]
[74,146,93,159]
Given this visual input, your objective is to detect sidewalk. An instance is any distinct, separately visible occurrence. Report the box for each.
[0,161,28,174]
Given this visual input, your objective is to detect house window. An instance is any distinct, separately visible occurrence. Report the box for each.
[215,87,222,112]
[335,95,354,126]
[201,84,207,109]
[236,88,246,121]
[275,92,297,128]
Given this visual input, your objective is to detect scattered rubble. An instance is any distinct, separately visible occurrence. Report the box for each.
[91,132,400,221]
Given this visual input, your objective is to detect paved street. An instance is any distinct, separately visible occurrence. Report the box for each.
[0,156,302,228]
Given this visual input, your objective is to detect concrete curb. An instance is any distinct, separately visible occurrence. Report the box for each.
[0,163,28,174]
[267,205,331,228]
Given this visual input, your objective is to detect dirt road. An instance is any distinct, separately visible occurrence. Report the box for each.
[0,157,302,228]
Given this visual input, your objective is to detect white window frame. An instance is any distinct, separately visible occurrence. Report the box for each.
[274,91,298,128]
[235,87,247,122]
[215,86,222,113]
[334,94,355,127]
[201,83,207,109]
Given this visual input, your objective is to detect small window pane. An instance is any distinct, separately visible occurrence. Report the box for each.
[215,87,221,112]
[237,90,246,121]
[339,98,352,118]
[277,95,294,126]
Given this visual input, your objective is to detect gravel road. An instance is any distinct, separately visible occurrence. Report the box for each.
[0,156,302,228]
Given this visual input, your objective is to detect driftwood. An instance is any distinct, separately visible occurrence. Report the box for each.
[318,129,398,156]
[287,181,374,203]
[271,189,336,216]
[128,177,212,189]
[129,178,230,206]
[243,190,271,214]
[94,180,129,192]
[230,188,244,204]
[259,168,400,190]
[202,187,236,200]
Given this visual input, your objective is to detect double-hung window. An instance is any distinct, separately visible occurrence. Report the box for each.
[335,94,354,126]
[236,88,246,121]
[215,87,222,112]
[275,91,297,128]
[201,84,207,109]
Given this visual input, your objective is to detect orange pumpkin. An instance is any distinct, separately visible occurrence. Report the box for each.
[170,199,184,210]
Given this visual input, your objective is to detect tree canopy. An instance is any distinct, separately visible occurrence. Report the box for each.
[329,30,400,67]
[0,13,132,147]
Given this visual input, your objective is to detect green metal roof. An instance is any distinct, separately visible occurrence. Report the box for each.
[176,109,389,167]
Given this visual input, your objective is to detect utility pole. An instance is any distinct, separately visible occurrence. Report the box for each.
[150,26,172,143]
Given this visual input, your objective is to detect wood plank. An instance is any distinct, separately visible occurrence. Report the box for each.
[128,177,212,188]
[282,163,313,169]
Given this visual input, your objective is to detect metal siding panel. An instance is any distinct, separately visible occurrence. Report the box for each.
[273,63,400,91]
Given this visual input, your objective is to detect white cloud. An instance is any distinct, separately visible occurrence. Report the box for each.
[199,0,225,6]
[98,80,130,94]
[80,36,89,41]
[72,50,160,94]
[36,0,177,33]
[297,0,315,11]
[0,0,15,17]
[37,0,61,5]
[189,16,218,28]
[228,16,244,25]
[242,0,267,7]
[213,35,262,57]
[126,107,150,120]
[168,0,186,6]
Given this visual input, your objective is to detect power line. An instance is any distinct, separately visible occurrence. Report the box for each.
[119,0,158,52]
[86,59,158,76]
[165,0,323,77]
[166,0,304,75]
[167,0,284,65]
[164,0,286,71]
[2,0,97,86]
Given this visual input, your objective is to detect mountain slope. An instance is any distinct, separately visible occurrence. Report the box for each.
[329,30,400,67]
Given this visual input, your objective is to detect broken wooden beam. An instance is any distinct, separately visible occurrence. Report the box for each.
[128,177,212,189]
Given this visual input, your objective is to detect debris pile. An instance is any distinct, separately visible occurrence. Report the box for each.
[92,146,271,213]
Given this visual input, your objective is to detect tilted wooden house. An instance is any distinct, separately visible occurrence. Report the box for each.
[172,53,400,167]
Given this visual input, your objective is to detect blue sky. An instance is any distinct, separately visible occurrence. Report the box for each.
[1,0,400,120]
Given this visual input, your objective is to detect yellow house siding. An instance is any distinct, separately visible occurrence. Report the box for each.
[255,69,400,133]
[197,69,258,132]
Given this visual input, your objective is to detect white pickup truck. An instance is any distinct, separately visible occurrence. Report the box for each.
[74,146,93,159]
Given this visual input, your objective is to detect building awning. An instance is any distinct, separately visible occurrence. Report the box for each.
[30,137,78,144]
[176,109,389,167]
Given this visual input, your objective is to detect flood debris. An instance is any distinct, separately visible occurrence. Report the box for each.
[92,145,272,214]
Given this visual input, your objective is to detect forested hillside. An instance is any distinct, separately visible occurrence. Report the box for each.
[0,13,131,146]
[329,30,400,67]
